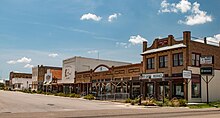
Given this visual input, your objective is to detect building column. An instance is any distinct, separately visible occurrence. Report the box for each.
[169,80,173,99]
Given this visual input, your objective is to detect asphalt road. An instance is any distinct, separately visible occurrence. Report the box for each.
[1,90,220,118]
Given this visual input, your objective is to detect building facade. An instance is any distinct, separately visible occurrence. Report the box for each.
[31,65,62,91]
[141,31,220,102]
[61,56,131,93]
[75,63,142,98]
[9,72,32,90]
[43,69,62,93]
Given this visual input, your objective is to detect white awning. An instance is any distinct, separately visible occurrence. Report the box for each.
[141,43,186,55]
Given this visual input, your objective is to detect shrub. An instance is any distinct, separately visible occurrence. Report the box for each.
[125,98,132,103]
[55,92,65,96]
[83,94,95,100]
[37,90,43,94]
[32,90,37,93]
[179,99,187,107]
[131,101,135,105]
[170,97,180,107]
[145,98,157,106]
[74,94,81,98]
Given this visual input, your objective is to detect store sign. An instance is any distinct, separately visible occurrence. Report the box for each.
[200,67,213,75]
[182,70,192,79]
[44,69,52,85]
[141,73,164,79]
[200,56,213,65]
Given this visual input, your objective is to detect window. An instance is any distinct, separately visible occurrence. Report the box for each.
[147,58,154,69]
[191,77,201,98]
[192,53,200,66]
[173,53,183,66]
[159,55,168,68]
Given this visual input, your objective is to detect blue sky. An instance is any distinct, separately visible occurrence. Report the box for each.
[1,0,220,79]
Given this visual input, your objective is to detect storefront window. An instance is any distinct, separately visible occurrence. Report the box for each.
[191,77,201,98]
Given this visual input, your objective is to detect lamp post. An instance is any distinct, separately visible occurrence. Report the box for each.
[162,77,165,104]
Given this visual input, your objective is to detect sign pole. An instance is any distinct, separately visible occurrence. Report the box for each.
[206,76,209,104]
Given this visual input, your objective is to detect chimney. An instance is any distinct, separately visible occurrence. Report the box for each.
[143,41,147,52]
[183,31,191,46]
[168,35,174,46]
[204,37,207,44]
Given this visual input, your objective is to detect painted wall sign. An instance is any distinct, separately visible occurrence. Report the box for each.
[140,73,164,79]
[200,67,213,75]
[182,70,192,79]
[200,56,213,65]
[158,39,168,46]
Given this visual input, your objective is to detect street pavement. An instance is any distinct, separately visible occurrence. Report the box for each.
[0,90,220,118]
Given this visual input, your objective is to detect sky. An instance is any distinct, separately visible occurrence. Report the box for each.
[0,0,220,79]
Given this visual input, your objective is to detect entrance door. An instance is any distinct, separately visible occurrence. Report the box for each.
[146,83,154,98]
[173,83,184,98]
[158,82,169,100]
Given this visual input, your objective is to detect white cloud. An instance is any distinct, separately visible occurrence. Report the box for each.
[129,35,147,45]
[176,0,191,13]
[88,50,98,54]
[80,13,102,21]
[24,64,34,68]
[108,13,121,22]
[178,2,212,26]
[48,53,59,58]
[116,42,131,48]
[7,57,32,64]
[159,0,212,26]
[194,34,220,46]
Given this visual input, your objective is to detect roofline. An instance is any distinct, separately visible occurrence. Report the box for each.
[63,56,131,64]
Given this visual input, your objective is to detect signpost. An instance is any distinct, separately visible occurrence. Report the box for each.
[200,56,214,104]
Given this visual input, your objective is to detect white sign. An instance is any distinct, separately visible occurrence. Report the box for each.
[141,73,163,79]
[200,56,213,65]
[183,70,192,79]
[44,69,52,85]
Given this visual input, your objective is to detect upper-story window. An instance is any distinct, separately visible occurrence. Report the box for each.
[173,53,183,66]
[159,55,168,68]
[192,53,200,67]
[147,58,155,69]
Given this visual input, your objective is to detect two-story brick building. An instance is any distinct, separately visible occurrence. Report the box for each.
[141,31,220,102]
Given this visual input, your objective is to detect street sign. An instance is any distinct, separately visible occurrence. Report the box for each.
[200,67,213,75]
[200,56,213,65]
[182,70,192,79]
[140,73,163,79]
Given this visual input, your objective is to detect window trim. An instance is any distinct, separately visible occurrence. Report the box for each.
[159,55,168,68]
[191,53,201,67]
[147,57,155,69]
[173,53,183,67]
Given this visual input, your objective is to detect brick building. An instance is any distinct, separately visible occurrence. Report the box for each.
[75,63,142,98]
[141,31,220,102]
[31,65,62,91]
